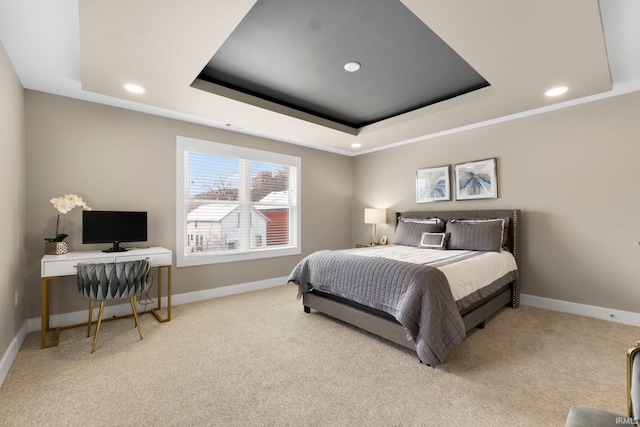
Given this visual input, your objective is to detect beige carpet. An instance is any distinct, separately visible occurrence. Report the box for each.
[1,284,638,426]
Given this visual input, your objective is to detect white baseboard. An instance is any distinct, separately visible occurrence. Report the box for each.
[26,276,289,333]
[170,275,289,306]
[0,320,28,389]
[520,294,640,327]
[4,284,636,388]
[21,285,640,337]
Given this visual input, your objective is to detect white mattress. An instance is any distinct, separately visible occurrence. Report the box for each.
[337,245,518,302]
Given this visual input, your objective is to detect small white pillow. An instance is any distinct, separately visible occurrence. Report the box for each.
[419,232,449,250]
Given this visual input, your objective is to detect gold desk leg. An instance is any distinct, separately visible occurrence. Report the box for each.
[151,265,172,322]
[41,277,60,349]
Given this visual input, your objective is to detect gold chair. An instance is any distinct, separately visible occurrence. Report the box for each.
[76,258,151,353]
[565,342,640,426]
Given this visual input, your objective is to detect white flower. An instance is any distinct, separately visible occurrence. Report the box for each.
[50,194,91,214]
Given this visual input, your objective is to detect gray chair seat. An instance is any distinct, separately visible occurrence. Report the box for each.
[77,258,151,352]
[565,405,626,427]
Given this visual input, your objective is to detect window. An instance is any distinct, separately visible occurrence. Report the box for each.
[176,136,301,266]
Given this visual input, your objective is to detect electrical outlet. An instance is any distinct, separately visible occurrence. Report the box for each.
[14,290,19,307]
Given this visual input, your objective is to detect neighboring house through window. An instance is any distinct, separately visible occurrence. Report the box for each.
[176,136,301,266]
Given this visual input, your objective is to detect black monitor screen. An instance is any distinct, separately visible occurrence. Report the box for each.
[82,210,147,252]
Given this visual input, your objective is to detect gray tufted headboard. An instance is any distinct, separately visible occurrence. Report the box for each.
[396,209,521,307]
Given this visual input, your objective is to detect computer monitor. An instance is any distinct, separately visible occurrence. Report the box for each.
[82,210,148,253]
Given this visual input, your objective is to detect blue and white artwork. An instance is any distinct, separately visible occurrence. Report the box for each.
[416,165,450,203]
[455,158,498,200]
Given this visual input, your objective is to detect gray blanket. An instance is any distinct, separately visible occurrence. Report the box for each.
[288,250,466,367]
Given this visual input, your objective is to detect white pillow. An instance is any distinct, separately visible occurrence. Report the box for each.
[419,232,449,250]
[399,216,443,225]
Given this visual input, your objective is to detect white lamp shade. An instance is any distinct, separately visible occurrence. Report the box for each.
[364,208,386,224]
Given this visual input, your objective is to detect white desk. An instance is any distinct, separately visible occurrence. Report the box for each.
[40,246,173,349]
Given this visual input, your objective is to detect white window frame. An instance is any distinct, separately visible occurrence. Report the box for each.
[176,136,301,267]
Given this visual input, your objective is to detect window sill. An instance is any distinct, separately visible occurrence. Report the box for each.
[177,246,301,267]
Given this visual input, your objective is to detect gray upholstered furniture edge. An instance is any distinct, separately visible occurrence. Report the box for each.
[565,342,640,426]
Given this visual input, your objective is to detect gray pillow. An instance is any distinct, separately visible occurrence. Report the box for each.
[446,220,503,252]
[394,220,445,247]
[450,217,510,248]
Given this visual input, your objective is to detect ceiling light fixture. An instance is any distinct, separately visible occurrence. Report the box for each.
[344,62,361,72]
[124,83,145,94]
[351,142,362,148]
[545,86,568,97]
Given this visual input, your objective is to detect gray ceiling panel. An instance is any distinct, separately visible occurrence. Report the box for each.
[195,0,489,129]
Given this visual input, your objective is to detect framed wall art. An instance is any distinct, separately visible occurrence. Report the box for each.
[454,158,498,200]
[416,165,450,203]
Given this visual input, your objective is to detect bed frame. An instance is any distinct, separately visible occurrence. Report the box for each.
[302,209,520,352]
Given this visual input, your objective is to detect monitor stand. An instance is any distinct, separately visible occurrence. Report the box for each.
[102,242,129,253]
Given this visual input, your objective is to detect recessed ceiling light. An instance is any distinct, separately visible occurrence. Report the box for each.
[545,86,568,97]
[351,142,362,148]
[344,62,361,72]
[124,83,145,94]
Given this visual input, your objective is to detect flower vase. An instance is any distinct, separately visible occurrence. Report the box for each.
[45,241,68,255]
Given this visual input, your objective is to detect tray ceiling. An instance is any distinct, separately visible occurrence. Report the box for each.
[194,0,489,130]
[2,0,636,155]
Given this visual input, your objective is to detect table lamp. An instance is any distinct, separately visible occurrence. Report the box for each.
[364,208,386,245]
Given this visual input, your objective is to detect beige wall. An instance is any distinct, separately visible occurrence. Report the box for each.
[14,75,640,325]
[353,91,640,312]
[0,42,26,358]
[24,91,353,318]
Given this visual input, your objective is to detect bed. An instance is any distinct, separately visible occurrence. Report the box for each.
[288,209,520,367]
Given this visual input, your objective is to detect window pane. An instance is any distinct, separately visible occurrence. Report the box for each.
[187,152,239,201]
[186,203,241,253]
[250,207,268,249]
[250,161,290,203]
[263,207,290,247]
[251,162,294,249]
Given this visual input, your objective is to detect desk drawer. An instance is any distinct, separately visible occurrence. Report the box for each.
[42,257,112,277]
[116,252,172,267]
